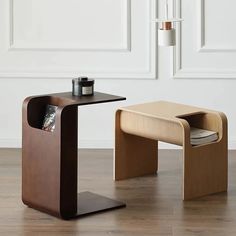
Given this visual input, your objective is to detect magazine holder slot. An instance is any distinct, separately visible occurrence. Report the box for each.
[26,96,75,130]
[120,110,225,147]
[177,112,224,143]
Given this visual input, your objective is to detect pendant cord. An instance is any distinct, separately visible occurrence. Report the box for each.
[165,0,168,19]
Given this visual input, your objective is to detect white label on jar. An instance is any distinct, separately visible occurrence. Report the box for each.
[82,86,93,95]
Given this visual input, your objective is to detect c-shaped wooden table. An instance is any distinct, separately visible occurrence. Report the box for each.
[114,101,228,200]
[22,92,126,219]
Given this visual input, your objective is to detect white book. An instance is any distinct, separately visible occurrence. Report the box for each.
[190,127,218,146]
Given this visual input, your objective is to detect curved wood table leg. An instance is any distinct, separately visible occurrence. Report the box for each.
[114,110,158,180]
[22,97,78,218]
[183,114,228,200]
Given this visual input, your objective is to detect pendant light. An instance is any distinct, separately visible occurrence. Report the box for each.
[156,0,183,46]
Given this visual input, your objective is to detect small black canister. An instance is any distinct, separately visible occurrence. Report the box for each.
[72,77,94,96]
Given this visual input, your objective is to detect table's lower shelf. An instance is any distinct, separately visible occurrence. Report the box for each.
[74,191,126,218]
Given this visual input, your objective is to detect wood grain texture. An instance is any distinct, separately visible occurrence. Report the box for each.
[22,92,126,219]
[114,101,228,200]
[22,97,79,218]
[114,110,158,180]
[0,149,235,236]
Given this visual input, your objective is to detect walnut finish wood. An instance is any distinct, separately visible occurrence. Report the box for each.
[22,92,126,219]
[76,191,125,217]
[114,101,228,200]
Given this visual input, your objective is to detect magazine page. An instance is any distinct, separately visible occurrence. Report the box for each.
[42,105,58,132]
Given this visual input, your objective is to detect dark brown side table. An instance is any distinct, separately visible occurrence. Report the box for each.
[22,92,126,219]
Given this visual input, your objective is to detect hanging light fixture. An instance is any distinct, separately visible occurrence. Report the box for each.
[156,0,183,46]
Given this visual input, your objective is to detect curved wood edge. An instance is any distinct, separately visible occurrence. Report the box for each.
[182,111,228,200]
[215,111,228,142]
[119,110,184,146]
[22,95,78,218]
[176,118,191,148]
[179,111,228,149]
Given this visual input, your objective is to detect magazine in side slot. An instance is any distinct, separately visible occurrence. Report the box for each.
[190,127,218,146]
[42,105,58,132]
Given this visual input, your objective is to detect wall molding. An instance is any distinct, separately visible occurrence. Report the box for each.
[172,0,182,77]
[197,0,236,53]
[9,0,131,52]
[2,138,236,150]
[173,0,236,79]
[0,0,157,79]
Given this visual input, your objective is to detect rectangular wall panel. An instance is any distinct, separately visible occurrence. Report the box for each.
[0,0,157,79]
[173,0,236,79]
[10,0,130,51]
[198,0,236,52]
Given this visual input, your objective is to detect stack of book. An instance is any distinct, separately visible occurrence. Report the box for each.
[190,127,218,146]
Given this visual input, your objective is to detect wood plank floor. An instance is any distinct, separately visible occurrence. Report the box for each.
[0,149,236,236]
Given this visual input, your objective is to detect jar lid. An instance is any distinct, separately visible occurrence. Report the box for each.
[73,77,94,86]
[80,77,88,81]
[78,77,94,86]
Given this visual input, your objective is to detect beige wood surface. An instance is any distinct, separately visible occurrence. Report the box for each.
[114,110,158,180]
[114,101,228,200]
[120,101,222,119]
[0,148,235,236]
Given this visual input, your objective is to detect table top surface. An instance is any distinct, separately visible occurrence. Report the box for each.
[120,101,218,120]
[38,91,126,106]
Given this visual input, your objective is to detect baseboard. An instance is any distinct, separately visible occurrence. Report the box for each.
[79,139,114,149]
[0,138,21,148]
[1,138,236,150]
[0,138,115,149]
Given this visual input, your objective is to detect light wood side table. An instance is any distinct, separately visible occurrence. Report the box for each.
[114,101,228,200]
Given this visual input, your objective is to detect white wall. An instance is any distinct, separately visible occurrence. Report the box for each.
[1,0,236,149]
